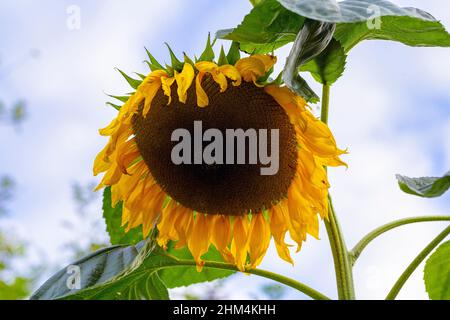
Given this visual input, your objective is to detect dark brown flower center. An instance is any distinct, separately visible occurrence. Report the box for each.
[132,75,298,216]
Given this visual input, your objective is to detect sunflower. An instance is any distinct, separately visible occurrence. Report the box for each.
[94,40,346,271]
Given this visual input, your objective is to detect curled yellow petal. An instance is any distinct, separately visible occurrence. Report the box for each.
[175,63,195,104]
[235,55,276,84]
[161,76,176,105]
[195,73,210,107]
[218,65,242,86]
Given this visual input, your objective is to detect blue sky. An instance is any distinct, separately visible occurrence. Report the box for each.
[0,0,449,299]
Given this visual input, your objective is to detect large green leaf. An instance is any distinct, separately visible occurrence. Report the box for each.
[103,187,143,245]
[277,0,435,23]
[31,240,233,300]
[219,0,450,54]
[424,241,450,300]
[217,0,304,54]
[300,38,347,85]
[30,242,151,300]
[396,172,450,198]
[335,16,450,52]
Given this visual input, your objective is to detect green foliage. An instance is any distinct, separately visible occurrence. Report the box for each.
[0,232,31,300]
[217,46,229,66]
[217,0,450,95]
[217,0,304,54]
[198,33,215,62]
[165,43,184,71]
[116,68,142,90]
[30,240,233,300]
[249,0,264,6]
[0,277,30,300]
[424,241,450,300]
[335,16,450,52]
[103,187,143,245]
[300,38,347,86]
[396,172,450,198]
[226,42,241,65]
[277,0,438,23]
[145,48,165,71]
[30,242,146,299]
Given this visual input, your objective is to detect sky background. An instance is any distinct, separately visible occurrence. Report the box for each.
[0,0,449,300]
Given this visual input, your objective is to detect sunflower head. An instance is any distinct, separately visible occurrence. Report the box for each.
[94,37,346,271]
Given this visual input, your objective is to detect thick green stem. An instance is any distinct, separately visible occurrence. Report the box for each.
[350,216,450,264]
[167,259,330,300]
[321,84,355,300]
[385,225,450,300]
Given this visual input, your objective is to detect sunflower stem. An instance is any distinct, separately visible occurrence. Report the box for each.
[350,216,450,265]
[385,225,450,300]
[320,84,355,300]
[169,259,331,300]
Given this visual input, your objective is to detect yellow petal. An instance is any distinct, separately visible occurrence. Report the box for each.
[175,63,195,104]
[248,214,271,268]
[195,73,209,107]
[235,56,265,83]
[252,54,277,72]
[138,70,168,116]
[231,216,250,271]
[161,76,175,105]
[195,61,218,73]
[210,215,231,253]
[195,61,228,93]
[219,65,242,86]
[270,206,294,265]
[187,214,212,271]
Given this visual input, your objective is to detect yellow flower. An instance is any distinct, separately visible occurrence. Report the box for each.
[94,45,346,271]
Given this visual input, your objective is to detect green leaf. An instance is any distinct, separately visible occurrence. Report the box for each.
[116,69,142,90]
[30,240,233,300]
[217,46,229,66]
[424,241,450,300]
[107,94,131,104]
[106,102,121,111]
[335,16,450,52]
[278,0,437,23]
[283,19,335,102]
[249,0,264,6]
[160,243,234,289]
[226,41,241,65]
[198,33,215,62]
[30,242,147,300]
[103,187,143,245]
[219,1,450,56]
[217,0,304,54]
[396,172,450,198]
[183,53,195,66]
[300,38,347,85]
[165,43,184,71]
[144,48,165,71]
